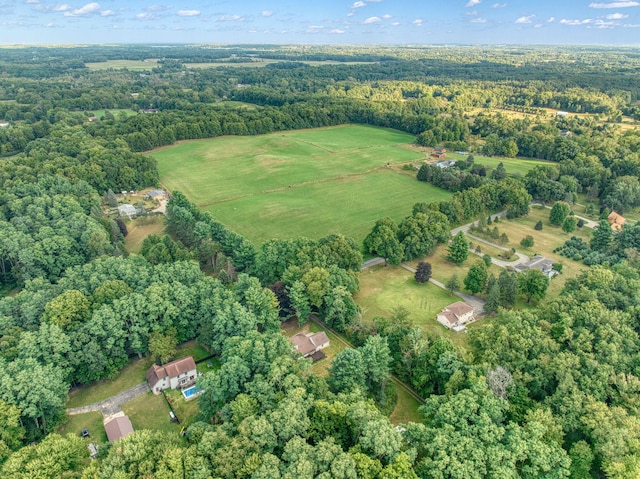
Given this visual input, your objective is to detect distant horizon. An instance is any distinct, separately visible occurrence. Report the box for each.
[1,1,639,46]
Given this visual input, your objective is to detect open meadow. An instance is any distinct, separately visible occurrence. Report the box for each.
[85,59,160,70]
[153,125,451,244]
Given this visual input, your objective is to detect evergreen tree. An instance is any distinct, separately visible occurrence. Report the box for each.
[464,260,488,294]
[497,270,518,308]
[446,274,461,294]
[446,232,469,265]
[535,220,543,230]
[549,201,571,226]
[562,216,577,233]
[590,219,613,252]
[106,189,118,207]
[414,261,432,284]
[484,281,500,314]
[491,162,507,180]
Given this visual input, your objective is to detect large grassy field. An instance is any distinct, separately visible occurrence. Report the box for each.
[442,151,552,177]
[153,125,450,244]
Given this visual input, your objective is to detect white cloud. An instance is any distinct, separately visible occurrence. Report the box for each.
[515,15,535,24]
[146,5,171,12]
[177,10,200,17]
[560,18,593,25]
[54,4,70,12]
[262,10,273,17]
[492,3,507,7]
[363,16,381,23]
[352,1,366,8]
[330,28,345,33]
[471,17,487,22]
[382,14,392,19]
[347,12,354,17]
[413,18,423,26]
[306,25,323,32]
[100,9,115,16]
[466,0,481,7]
[135,12,154,20]
[589,1,639,7]
[547,16,555,22]
[46,22,54,27]
[218,14,244,21]
[391,21,400,26]
[607,12,629,18]
[25,0,40,4]
[63,2,100,17]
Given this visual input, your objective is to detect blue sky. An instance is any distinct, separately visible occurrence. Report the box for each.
[1,0,639,45]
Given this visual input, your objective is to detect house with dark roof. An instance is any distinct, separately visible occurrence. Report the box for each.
[290,332,330,361]
[104,414,134,442]
[608,211,626,232]
[146,356,197,394]
[436,302,475,332]
[514,255,557,278]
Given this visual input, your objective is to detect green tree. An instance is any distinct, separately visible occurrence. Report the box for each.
[446,274,461,294]
[562,216,577,233]
[329,348,366,393]
[520,235,535,248]
[497,270,518,308]
[590,219,613,252]
[360,336,392,396]
[464,260,488,294]
[363,218,403,265]
[43,290,91,330]
[484,281,501,314]
[148,329,178,365]
[535,220,543,230]
[106,189,118,207]
[491,162,507,180]
[549,201,571,226]
[518,269,549,303]
[414,261,432,284]
[446,232,469,265]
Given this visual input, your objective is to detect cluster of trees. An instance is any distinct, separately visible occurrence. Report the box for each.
[416,163,489,192]
[555,218,640,266]
[363,210,450,265]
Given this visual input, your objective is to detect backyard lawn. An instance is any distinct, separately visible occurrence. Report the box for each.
[355,264,475,349]
[56,411,107,444]
[124,216,166,254]
[122,392,180,434]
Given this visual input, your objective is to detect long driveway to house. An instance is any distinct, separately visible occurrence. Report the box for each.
[66,382,150,418]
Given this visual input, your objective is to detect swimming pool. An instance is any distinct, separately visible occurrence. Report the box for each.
[182,386,202,400]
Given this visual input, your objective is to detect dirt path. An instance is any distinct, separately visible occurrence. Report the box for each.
[66,382,150,419]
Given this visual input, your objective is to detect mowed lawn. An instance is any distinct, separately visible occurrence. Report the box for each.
[356,265,473,349]
[153,125,448,244]
[444,152,551,177]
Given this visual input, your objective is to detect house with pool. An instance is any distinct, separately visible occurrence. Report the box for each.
[146,356,197,394]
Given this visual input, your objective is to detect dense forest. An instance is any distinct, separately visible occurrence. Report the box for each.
[1,44,640,478]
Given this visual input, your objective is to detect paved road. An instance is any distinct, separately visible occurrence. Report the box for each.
[66,382,150,418]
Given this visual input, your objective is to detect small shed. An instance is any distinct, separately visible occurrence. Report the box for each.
[117,204,137,218]
[104,415,134,442]
[0,121,9,128]
[146,189,168,201]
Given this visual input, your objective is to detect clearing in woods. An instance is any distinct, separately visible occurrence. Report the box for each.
[153,125,451,244]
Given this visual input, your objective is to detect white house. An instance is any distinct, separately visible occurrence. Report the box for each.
[117,204,137,219]
[515,255,557,279]
[436,302,475,332]
[290,332,330,361]
[146,356,197,394]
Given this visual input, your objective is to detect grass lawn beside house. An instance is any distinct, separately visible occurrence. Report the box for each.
[56,411,107,443]
[122,392,180,435]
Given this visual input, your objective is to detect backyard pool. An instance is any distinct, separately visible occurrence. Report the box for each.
[182,386,203,400]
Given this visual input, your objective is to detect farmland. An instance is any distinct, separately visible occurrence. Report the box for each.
[154,125,450,244]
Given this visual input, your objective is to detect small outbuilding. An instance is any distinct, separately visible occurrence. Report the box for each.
[104,414,134,442]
